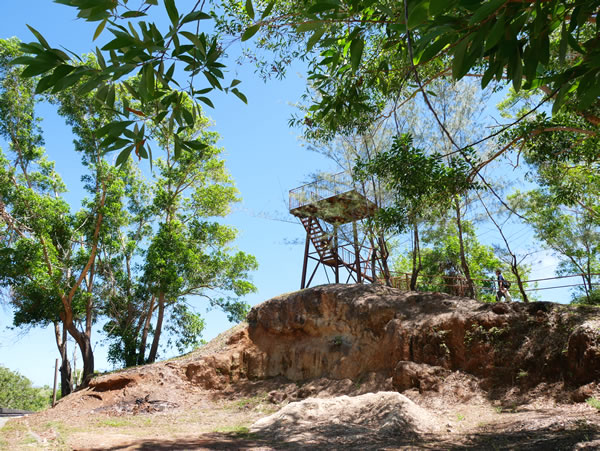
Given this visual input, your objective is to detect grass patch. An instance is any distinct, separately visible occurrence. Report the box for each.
[20,436,39,445]
[226,392,279,416]
[586,397,600,411]
[214,424,257,439]
[229,393,268,410]
[0,420,27,434]
[99,418,132,428]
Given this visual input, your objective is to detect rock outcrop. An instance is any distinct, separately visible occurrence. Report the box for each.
[184,284,600,392]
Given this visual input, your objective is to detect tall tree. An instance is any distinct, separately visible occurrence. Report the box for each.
[142,99,258,363]
[0,37,75,394]
[99,96,258,367]
[392,216,520,302]
[0,39,131,388]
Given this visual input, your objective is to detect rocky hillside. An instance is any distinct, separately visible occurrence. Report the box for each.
[185,283,600,395]
[3,284,600,449]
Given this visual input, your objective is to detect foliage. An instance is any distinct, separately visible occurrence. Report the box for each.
[164,304,207,354]
[0,366,50,411]
[248,0,600,136]
[12,0,247,165]
[0,38,256,373]
[392,217,516,302]
[571,289,600,306]
[355,133,475,233]
[586,397,600,411]
[510,189,600,302]
[101,93,257,367]
[12,0,599,167]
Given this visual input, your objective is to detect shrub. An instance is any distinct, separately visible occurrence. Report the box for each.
[0,366,51,411]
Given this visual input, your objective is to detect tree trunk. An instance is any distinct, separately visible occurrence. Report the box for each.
[378,234,392,286]
[511,254,529,303]
[147,293,165,363]
[53,322,72,397]
[138,295,155,365]
[410,221,421,291]
[476,191,529,302]
[455,199,475,298]
[60,357,72,397]
[65,323,94,386]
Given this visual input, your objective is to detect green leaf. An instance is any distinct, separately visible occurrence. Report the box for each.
[430,0,454,15]
[26,25,51,49]
[181,10,211,24]
[203,70,223,90]
[451,38,469,79]
[121,11,147,18]
[145,63,155,97]
[484,15,505,51]
[95,47,106,69]
[164,0,179,26]
[407,1,429,30]
[481,62,496,88]
[307,27,326,51]
[231,88,247,104]
[468,0,506,26]
[512,51,522,91]
[180,31,206,55]
[184,140,208,150]
[350,36,364,72]
[296,22,323,33]
[415,32,453,64]
[96,120,135,138]
[93,19,108,41]
[245,0,255,20]
[261,0,275,19]
[115,147,133,166]
[197,96,215,108]
[21,59,59,78]
[241,24,261,41]
[558,21,568,64]
[308,0,341,14]
[552,83,569,114]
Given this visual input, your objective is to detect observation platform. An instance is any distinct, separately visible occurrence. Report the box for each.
[289,172,377,225]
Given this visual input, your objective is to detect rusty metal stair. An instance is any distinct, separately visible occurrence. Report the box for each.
[300,216,337,266]
[300,217,376,283]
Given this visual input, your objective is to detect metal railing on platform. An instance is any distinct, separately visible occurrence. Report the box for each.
[289,172,373,211]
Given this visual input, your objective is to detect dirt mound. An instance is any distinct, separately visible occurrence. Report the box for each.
[251,391,442,446]
[3,284,600,449]
[39,284,600,416]
[183,284,600,394]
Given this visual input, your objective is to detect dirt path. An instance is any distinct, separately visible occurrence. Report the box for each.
[2,380,600,450]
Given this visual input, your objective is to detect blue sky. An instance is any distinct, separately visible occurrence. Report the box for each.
[0,1,573,387]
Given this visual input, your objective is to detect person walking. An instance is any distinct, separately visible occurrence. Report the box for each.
[496,269,512,302]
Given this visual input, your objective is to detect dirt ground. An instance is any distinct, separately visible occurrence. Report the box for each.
[1,374,600,450]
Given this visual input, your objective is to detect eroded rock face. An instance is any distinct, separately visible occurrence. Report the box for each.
[185,284,600,391]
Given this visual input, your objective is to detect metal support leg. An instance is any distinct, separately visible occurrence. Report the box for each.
[334,224,339,284]
[301,219,311,289]
[353,221,361,283]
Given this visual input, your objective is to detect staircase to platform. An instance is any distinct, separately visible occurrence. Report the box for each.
[300,216,374,282]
